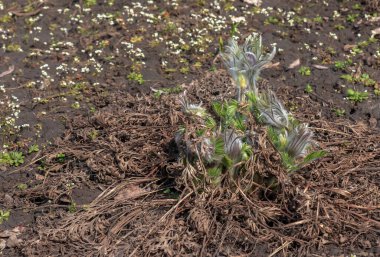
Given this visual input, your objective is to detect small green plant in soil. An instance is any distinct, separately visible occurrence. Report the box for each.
[6,44,22,52]
[326,47,337,56]
[313,15,323,23]
[305,84,313,93]
[84,0,97,8]
[340,74,355,83]
[352,3,362,10]
[341,73,376,87]
[128,72,144,85]
[346,13,359,23]
[0,151,24,167]
[334,61,346,70]
[28,144,39,153]
[350,46,363,55]
[193,62,202,69]
[334,24,345,30]
[0,14,12,23]
[359,74,376,87]
[334,59,352,70]
[265,16,280,25]
[164,21,177,34]
[17,183,28,190]
[68,202,77,213]
[88,129,99,140]
[334,108,346,117]
[56,153,66,163]
[298,66,311,76]
[71,102,81,109]
[179,66,190,74]
[346,89,368,103]
[0,209,10,224]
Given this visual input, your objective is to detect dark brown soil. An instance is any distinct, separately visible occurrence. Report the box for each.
[1,0,379,256]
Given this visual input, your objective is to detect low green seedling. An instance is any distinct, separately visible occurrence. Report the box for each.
[359,74,376,87]
[334,59,352,70]
[28,144,39,154]
[0,210,10,224]
[298,66,311,76]
[334,24,345,30]
[341,73,376,87]
[340,74,355,83]
[346,14,359,23]
[346,89,368,103]
[334,108,346,117]
[128,72,145,85]
[84,0,97,8]
[56,153,66,163]
[265,16,280,25]
[68,202,77,213]
[0,151,24,167]
[17,183,28,190]
[305,84,313,93]
[313,15,323,23]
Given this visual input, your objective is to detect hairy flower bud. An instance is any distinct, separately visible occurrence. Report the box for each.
[224,129,243,161]
[256,90,289,129]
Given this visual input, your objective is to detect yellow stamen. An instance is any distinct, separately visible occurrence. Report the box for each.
[237,73,247,89]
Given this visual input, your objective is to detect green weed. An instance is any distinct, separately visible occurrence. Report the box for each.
[0,151,24,167]
[298,66,311,76]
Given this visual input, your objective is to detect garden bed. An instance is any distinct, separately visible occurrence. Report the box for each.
[0,0,379,256]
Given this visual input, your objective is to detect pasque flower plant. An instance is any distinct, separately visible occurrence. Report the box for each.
[175,33,325,188]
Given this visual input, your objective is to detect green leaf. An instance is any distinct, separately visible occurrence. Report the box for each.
[196,129,205,137]
[212,102,223,117]
[222,155,233,169]
[267,126,280,147]
[214,137,225,157]
[241,143,252,161]
[246,90,258,104]
[1,151,25,167]
[207,166,222,178]
[232,115,246,131]
[205,116,216,129]
[225,102,238,122]
[0,210,10,224]
[302,150,326,164]
[280,151,296,172]
[56,153,66,163]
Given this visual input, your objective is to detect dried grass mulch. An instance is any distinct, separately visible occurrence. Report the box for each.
[21,71,379,256]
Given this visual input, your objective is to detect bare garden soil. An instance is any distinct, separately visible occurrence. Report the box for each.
[0,0,379,256]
